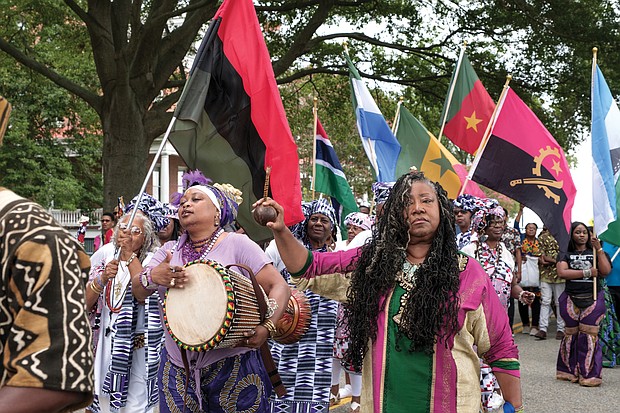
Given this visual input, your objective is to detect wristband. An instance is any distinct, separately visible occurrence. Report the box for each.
[597,248,604,253]
[95,275,106,289]
[583,268,592,279]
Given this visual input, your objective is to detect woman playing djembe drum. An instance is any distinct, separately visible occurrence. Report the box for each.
[133,171,290,413]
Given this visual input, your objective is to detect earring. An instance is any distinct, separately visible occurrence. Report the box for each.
[214,213,220,227]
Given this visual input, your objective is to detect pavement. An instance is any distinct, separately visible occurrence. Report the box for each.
[330,317,620,413]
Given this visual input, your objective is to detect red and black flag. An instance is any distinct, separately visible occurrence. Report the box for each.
[169,0,304,242]
[470,88,576,251]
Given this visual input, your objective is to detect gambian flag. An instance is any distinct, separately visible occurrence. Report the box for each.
[169,0,304,242]
[471,88,576,251]
[440,53,495,155]
[315,118,358,225]
[394,105,485,199]
[0,96,11,144]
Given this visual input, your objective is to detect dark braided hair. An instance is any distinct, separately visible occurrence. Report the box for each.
[344,172,461,368]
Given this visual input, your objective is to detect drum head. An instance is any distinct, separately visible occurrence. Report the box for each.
[165,262,227,348]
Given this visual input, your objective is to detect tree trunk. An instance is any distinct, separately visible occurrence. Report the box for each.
[101,88,151,213]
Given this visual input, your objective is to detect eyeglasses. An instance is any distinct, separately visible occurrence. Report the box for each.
[119,223,143,235]
[454,209,467,215]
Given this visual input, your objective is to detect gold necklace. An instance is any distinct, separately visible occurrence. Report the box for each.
[393,261,419,325]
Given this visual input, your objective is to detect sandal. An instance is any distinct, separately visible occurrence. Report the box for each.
[350,401,361,413]
[330,392,340,406]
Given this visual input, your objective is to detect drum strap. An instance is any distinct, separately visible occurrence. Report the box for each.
[227,263,287,397]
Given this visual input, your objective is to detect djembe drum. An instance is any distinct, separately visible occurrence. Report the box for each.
[272,288,311,344]
[163,259,266,351]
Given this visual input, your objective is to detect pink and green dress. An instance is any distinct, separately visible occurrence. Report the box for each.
[290,248,520,413]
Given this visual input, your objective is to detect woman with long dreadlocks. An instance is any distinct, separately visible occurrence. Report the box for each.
[255,171,523,413]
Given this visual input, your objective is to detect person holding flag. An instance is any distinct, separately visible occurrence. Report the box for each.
[556,222,611,387]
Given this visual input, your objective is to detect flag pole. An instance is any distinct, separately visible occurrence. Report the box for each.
[312,97,318,200]
[437,41,467,145]
[459,74,512,196]
[592,46,598,301]
[392,97,404,135]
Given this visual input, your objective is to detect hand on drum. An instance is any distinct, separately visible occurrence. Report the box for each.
[151,251,187,288]
[237,325,270,349]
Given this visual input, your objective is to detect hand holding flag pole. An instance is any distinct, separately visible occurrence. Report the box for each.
[460,74,512,196]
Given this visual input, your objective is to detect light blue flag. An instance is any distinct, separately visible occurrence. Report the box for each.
[592,65,620,244]
[345,54,401,182]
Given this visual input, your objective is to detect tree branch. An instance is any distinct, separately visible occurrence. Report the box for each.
[0,36,102,113]
[272,0,336,77]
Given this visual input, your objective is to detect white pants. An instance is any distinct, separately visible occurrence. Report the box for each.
[539,281,566,332]
[96,347,154,413]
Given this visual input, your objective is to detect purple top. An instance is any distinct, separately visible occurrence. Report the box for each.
[148,232,271,368]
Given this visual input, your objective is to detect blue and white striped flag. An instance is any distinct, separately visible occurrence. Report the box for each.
[592,64,620,244]
[345,54,401,182]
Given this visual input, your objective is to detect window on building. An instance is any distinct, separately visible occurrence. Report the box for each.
[152,168,160,200]
[178,167,187,192]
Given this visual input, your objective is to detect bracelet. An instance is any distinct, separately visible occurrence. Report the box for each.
[265,298,278,319]
[583,268,592,279]
[597,248,604,253]
[126,252,138,266]
[261,318,278,338]
[90,280,103,294]
[95,275,106,289]
[514,405,524,413]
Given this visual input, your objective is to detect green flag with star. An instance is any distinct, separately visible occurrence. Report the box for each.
[395,105,481,198]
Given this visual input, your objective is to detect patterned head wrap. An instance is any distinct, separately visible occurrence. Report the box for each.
[470,198,504,234]
[171,170,242,227]
[124,193,169,232]
[289,198,337,244]
[344,212,373,231]
[162,203,178,220]
[452,194,478,213]
[372,181,395,206]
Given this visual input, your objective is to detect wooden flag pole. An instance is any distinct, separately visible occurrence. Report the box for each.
[437,41,467,146]
[459,74,512,196]
[592,47,598,301]
[391,97,404,135]
[312,97,318,200]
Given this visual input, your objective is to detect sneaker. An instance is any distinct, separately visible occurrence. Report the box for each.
[556,331,565,340]
[534,330,547,340]
[522,326,530,334]
[529,327,540,336]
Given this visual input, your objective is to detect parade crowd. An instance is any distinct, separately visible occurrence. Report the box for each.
[1,84,620,413]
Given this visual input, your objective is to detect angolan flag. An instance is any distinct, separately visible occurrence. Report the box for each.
[169,0,304,242]
[395,105,485,199]
[315,118,358,226]
[440,53,495,155]
[471,88,576,251]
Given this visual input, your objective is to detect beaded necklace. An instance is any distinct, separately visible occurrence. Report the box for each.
[181,227,224,262]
